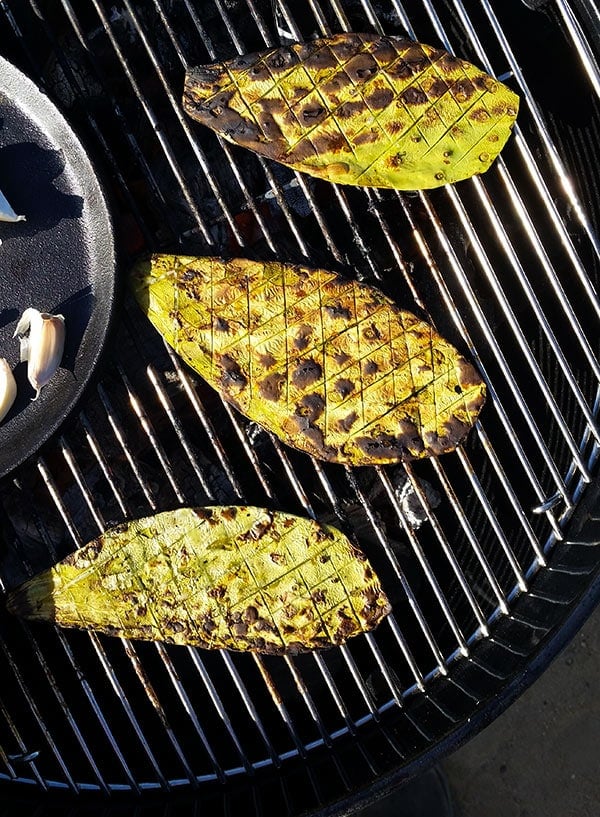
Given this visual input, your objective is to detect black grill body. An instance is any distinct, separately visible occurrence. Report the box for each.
[0,1,599,813]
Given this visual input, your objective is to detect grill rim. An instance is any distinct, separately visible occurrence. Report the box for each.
[313,551,600,817]
[0,539,597,809]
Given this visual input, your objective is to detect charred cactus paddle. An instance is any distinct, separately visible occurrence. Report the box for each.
[7,507,391,654]
[131,255,486,465]
[183,32,519,189]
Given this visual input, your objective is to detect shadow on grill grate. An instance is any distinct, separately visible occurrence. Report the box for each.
[0,0,599,804]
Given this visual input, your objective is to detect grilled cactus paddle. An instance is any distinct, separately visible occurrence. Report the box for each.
[132,255,486,465]
[183,32,519,189]
[7,507,391,654]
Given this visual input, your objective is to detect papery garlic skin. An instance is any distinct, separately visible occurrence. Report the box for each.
[0,358,17,422]
[13,308,65,399]
[0,188,25,223]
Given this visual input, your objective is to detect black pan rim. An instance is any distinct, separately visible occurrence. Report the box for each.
[0,54,116,478]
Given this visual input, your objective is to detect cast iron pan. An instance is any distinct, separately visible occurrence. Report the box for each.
[0,56,115,478]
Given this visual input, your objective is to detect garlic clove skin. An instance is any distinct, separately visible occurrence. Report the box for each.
[0,358,17,422]
[13,308,65,399]
[0,188,25,223]
[13,307,38,340]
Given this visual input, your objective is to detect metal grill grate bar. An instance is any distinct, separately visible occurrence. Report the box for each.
[186,649,254,775]
[145,364,215,500]
[556,0,600,100]
[428,457,509,614]
[0,719,17,783]
[0,636,71,792]
[311,652,359,736]
[87,632,170,789]
[252,655,308,760]
[339,644,379,717]
[283,657,335,749]
[559,384,600,514]
[153,643,226,783]
[218,652,281,768]
[381,489,469,655]
[116,364,185,504]
[36,460,81,551]
[97,383,157,510]
[364,632,404,707]
[80,412,129,517]
[219,400,276,498]
[120,639,200,788]
[270,437,317,514]
[59,439,106,532]
[384,616,426,692]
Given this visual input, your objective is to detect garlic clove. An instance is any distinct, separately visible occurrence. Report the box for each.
[0,358,17,422]
[13,308,65,399]
[0,188,25,223]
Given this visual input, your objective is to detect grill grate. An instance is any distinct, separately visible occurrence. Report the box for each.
[0,0,599,796]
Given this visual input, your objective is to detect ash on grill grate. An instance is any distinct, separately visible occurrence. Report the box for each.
[0,0,599,795]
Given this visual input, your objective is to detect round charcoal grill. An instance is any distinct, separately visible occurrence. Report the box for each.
[0,0,599,813]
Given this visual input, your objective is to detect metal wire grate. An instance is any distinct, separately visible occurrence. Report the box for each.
[0,0,599,795]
